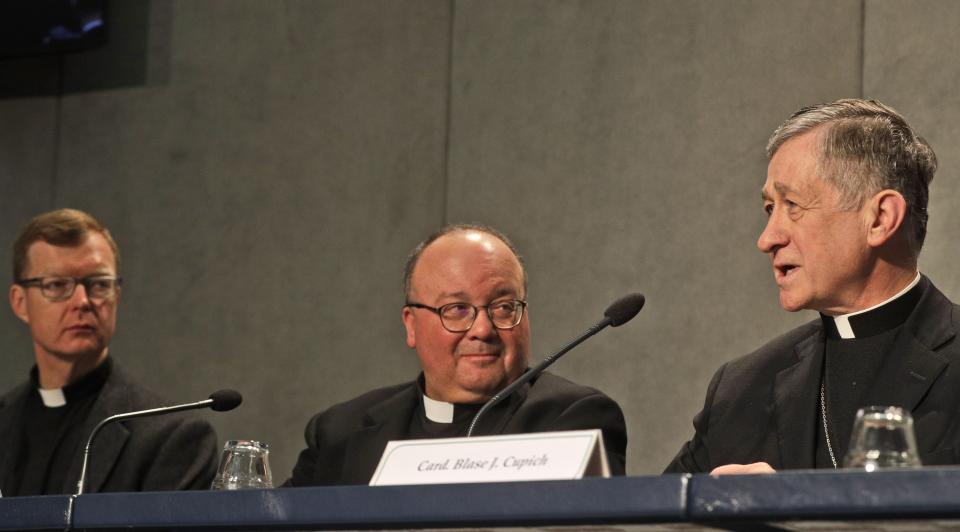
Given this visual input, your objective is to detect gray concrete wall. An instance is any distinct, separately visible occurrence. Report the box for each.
[0,0,957,479]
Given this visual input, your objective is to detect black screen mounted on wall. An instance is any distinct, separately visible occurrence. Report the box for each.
[0,0,107,59]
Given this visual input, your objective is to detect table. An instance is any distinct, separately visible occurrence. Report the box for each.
[5,468,960,531]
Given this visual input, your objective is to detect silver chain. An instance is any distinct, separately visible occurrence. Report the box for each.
[819,380,838,469]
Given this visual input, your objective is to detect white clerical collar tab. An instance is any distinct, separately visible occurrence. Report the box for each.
[422,394,454,423]
[828,272,922,340]
[832,316,856,339]
[38,387,66,408]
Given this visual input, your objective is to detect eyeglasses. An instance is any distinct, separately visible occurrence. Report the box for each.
[405,299,526,333]
[16,276,122,302]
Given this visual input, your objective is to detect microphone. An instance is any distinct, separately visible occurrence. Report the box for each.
[75,389,242,495]
[466,293,645,437]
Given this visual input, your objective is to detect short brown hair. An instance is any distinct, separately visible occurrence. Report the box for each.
[13,208,120,281]
[767,99,937,255]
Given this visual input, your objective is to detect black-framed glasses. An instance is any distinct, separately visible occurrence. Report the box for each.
[16,276,122,302]
[405,299,527,333]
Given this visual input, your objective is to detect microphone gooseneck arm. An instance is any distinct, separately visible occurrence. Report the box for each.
[76,399,215,495]
[74,386,247,496]
[465,292,644,438]
[466,318,612,437]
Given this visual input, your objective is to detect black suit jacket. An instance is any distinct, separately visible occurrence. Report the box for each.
[666,276,960,473]
[288,371,628,485]
[0,362,219,494]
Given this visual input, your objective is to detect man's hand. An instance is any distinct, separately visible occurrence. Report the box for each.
[710,462,776,475]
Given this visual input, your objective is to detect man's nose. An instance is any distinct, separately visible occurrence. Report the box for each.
[467,308,498,340]
[757,213,788,254]
[69,282,93,307]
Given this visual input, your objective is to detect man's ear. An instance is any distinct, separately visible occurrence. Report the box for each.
[402,306,416,348]
[866,189,908,248]
[9,284,29,324]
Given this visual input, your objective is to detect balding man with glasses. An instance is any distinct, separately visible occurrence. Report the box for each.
[287,224,627,486]
[0,208,218,496]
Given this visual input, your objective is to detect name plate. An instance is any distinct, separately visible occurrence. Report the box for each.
[369,429,609,486]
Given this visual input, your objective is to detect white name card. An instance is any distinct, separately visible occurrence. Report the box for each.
[369,429,609,486]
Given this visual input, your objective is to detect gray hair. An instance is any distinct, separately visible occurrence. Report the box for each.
[402,223,527,300]
[767,98,937,254]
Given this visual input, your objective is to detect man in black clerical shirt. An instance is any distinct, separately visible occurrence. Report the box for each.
[0,209,218,495]
[287,224,627,485]
[666,99,960,474]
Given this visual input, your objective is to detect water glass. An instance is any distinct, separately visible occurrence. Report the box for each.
[210,440,273,490]
[842,406,921,471]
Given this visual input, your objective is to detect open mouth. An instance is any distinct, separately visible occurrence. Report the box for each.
[775,264,799,281]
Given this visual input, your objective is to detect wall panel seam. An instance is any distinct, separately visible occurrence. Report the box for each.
[49,55,66,208]
[859,0,866,97]
[441,0,456,225]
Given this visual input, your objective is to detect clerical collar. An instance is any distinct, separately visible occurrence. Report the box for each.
[422,393,454,423]
[820,273,922,340]
[416,374,484,424]
[31,357,113,408]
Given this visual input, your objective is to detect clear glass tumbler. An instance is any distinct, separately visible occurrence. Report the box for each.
[842,406,921,471]
[210,440,273,490]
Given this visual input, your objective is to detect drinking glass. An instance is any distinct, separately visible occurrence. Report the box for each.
[842,406,921,471]
[210,440,273,490]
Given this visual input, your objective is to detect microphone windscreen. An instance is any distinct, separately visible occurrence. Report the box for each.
[209,389,243,412]
[603,293,645,327]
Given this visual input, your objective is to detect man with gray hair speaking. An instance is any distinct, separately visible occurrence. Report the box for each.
[667,99,960,474]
